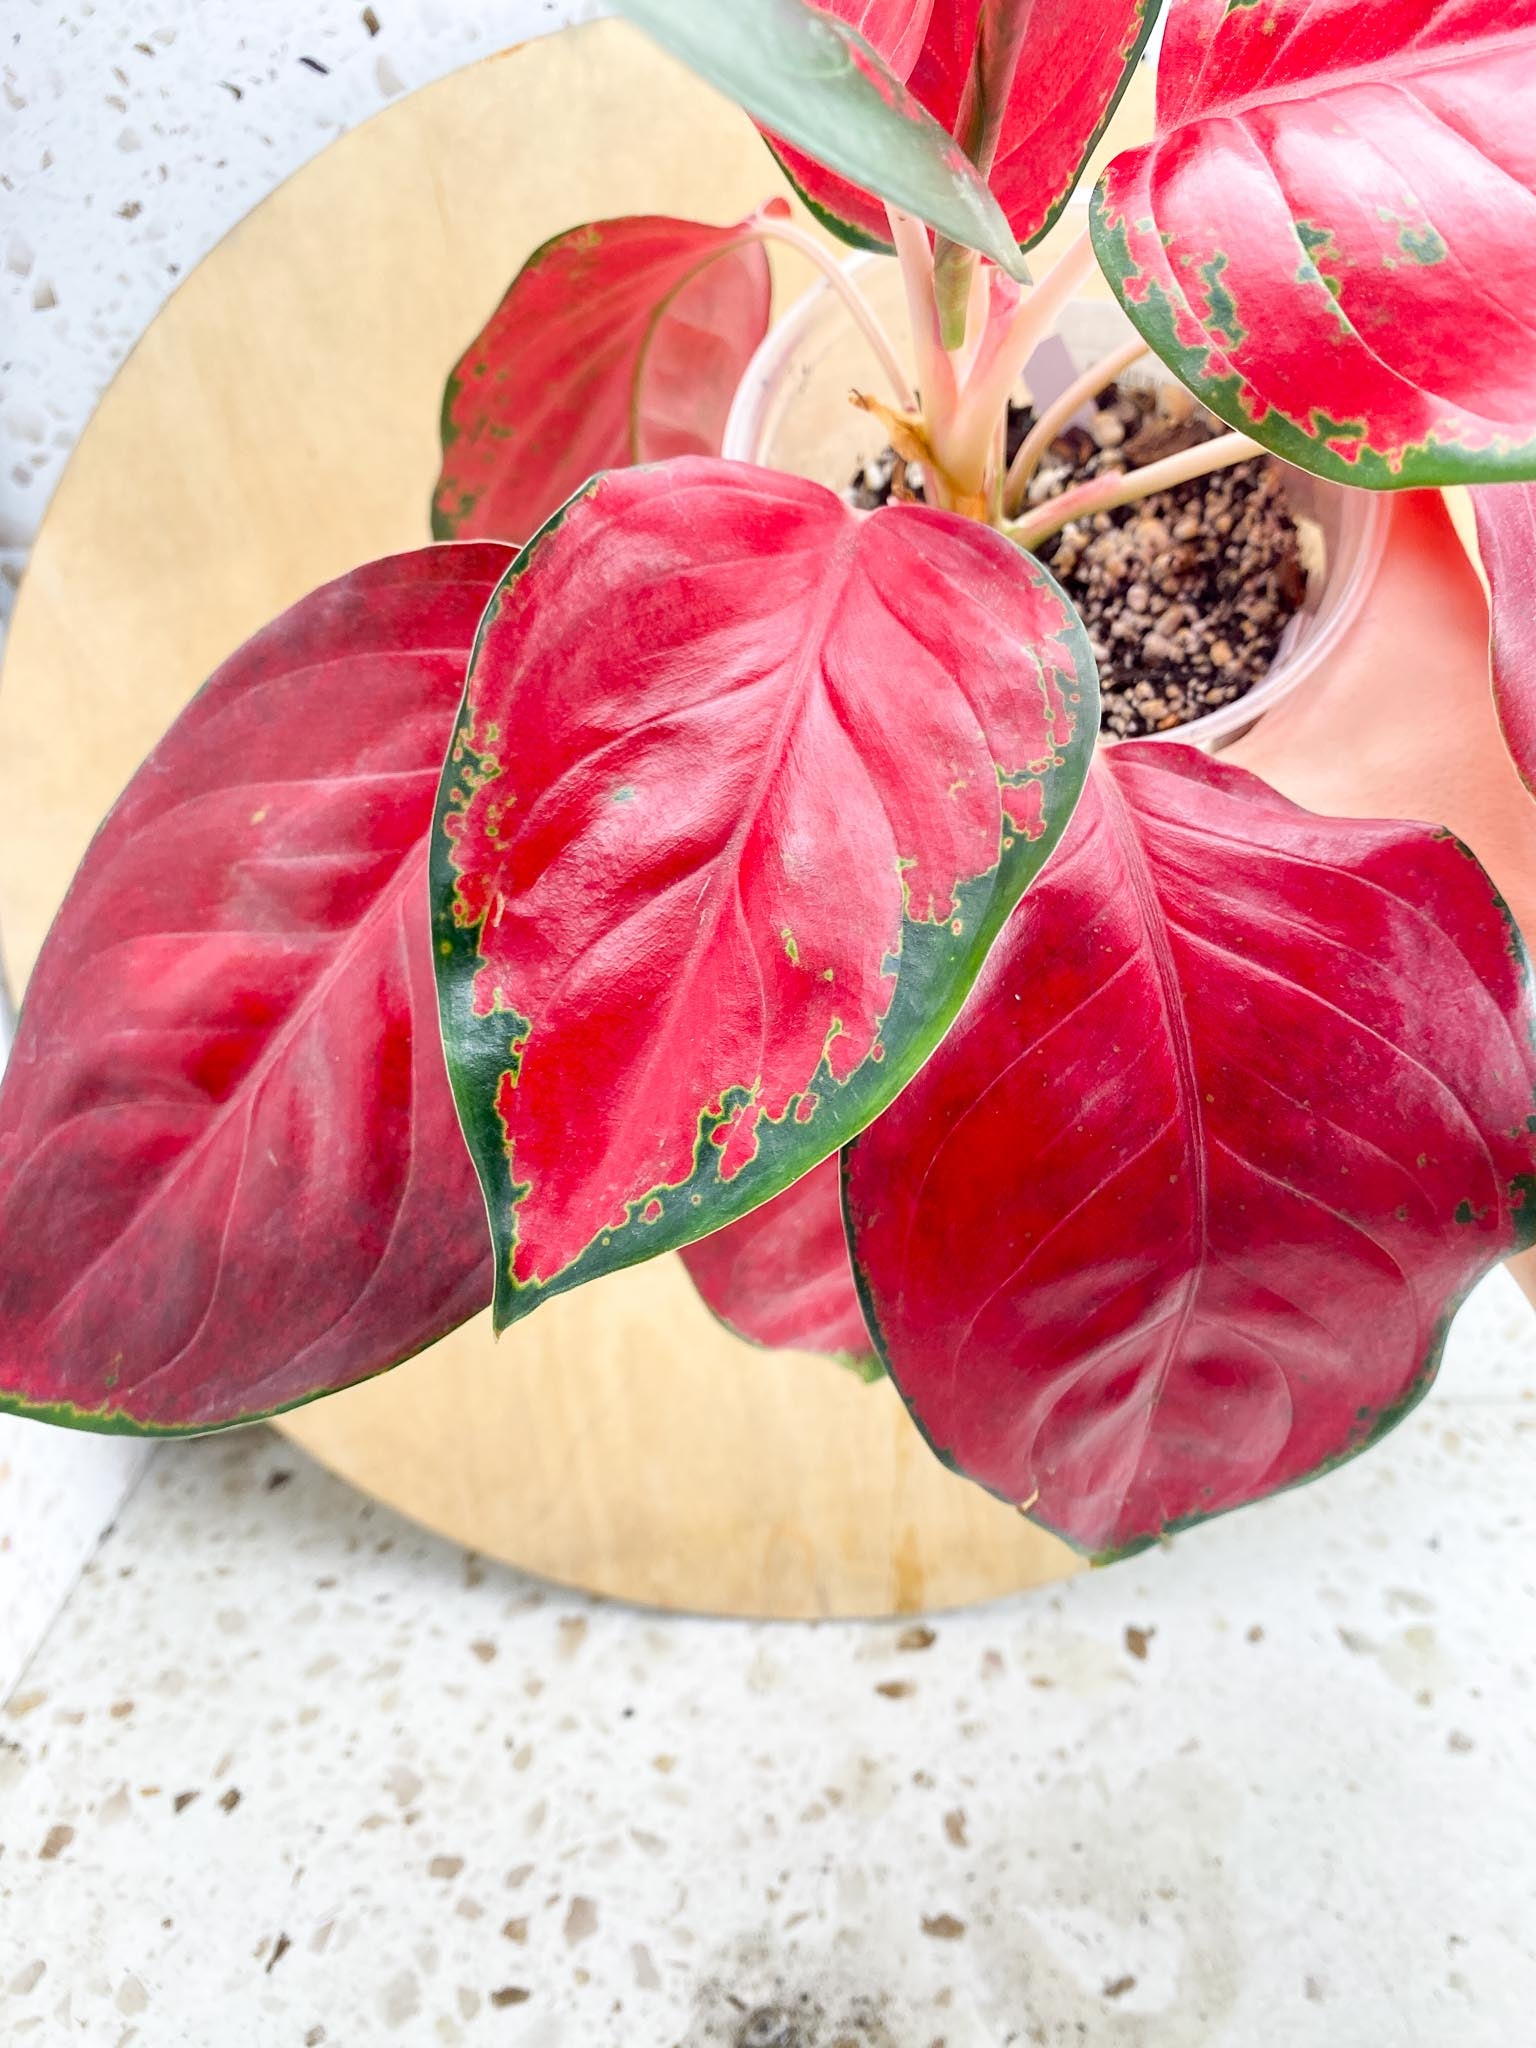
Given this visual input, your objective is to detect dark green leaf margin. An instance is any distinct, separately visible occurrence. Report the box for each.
[431,472,1100,1332]
[1090,187,1536,491]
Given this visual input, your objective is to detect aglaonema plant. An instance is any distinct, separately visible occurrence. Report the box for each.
[2,0,1535,1563]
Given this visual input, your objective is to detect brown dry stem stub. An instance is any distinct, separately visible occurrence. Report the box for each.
[849,390,932,472]
[850,391,989,523]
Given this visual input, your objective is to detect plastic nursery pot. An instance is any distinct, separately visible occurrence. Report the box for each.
[722,254,1391,750]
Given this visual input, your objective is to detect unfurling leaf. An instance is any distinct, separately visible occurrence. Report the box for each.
[433,455,1096,1330]
[611,0,1029,276]
[681,1155,878,1373]
[433,209,776,544]
[768,1,1160,256]
[1094,0,1536,487]
[1471,482,1536,797]
[845,746,1536,1560]
[0,546,512,1434]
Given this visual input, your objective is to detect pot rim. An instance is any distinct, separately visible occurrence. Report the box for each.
[723,251,1392,753]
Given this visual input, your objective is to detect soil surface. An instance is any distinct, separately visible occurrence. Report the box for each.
[849,380,1307,740]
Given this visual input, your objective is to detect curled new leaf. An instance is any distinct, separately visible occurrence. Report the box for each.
[433,455,1096,1329]
[0,546,512,1433]
[680,1155,878,1374]
[1471,482,1536,797]
[612,0,1028,276]
[772,1,1161,255]
[434,209,776,545]
[845,746,1536,1560]
[1094,0,1536,487]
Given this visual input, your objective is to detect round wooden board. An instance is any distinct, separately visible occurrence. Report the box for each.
[0,21,1079,1618]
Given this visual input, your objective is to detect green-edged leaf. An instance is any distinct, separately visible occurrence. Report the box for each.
[432,455,1096,1330]
[612,0,1029,277]
[1093,0,1536,487]
[433,208,776,545]
[845,745,1536,1559]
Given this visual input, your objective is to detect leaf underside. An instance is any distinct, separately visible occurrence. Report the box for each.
[845,745,1536,1560]
[612,0,1028,277]
[0,546,512,1434]
[1094,0,1536,487]
[432,455,1097,1331]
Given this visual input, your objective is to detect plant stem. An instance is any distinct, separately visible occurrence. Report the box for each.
[749,210,914,410]
[950,259,997,384]
[931,0,1034,345]
[1001,336,1148,518]
[884,204,957,429]
[1007,430,1263,552]
[987,399,1009,526]
[933,248,977,352]
[937,228,1098,496]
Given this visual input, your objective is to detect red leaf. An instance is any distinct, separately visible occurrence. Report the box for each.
[680,1155,876,1369]
[1471,482,1536,796]
[771,1,1158,252]
[433,211,776,544]
[1095,0,1536,486]
[617,0,1026,273]
[433,456,1096,1329]
[0,546,512,1433]
[845,746,1536,1559]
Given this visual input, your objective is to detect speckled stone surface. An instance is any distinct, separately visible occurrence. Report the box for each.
[0,0,602,628]
[0,1428,149,1704]
[2,1271,1534,2046]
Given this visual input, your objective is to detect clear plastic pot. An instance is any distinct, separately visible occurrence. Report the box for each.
[722,253,1389,749]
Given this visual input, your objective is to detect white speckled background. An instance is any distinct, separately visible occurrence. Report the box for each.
[3,1286,1534,2047]
[2,6,1535,2044]
[0,0,602,628]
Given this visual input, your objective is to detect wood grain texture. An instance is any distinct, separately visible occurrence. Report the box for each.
[278,1259,1078,1617]
[0,22,1077,1616]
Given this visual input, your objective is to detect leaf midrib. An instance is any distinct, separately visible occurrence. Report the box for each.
[541,520,865,1167]
[29,836,431,1360]
[1092,760,1209,1489]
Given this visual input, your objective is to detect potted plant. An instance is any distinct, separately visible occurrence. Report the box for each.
[0,0,1533,1566]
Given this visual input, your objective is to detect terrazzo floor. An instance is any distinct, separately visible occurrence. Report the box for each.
[3,1271,1534,2047]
